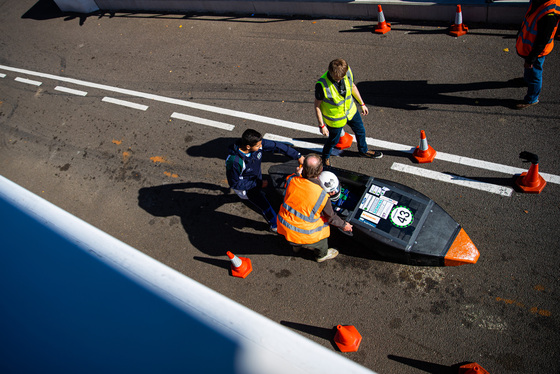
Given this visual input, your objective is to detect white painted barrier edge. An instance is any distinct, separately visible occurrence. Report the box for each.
[0,175,376,374]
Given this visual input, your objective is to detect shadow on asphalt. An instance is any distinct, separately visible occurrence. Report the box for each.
[280,321,339,350]
[136,180,415,266]
[388,355,476,374]
[357,78,525,111]
[22,0,89,25]
[340,23,518,36]
[137,182,292,257]
[22,0,304,25]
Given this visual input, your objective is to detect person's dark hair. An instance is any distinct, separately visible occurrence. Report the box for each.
[302,154,323,179]
[328,59,348,81]
[240,129,263,148]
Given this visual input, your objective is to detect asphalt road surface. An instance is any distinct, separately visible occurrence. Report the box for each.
[1,1,559,373]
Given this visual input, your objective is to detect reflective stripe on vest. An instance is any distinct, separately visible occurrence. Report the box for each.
[516,0,560,57]
[277,176,330,244]
[317,68,358,128]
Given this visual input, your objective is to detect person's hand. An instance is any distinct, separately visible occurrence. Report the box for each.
[361,104,369,116]
[343,222,353,232]
[261,180,268,188]
[297,156,305,165]
[320,126,329,137]
[524,62,533,69]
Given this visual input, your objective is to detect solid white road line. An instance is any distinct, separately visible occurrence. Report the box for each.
[434,151,560,184]
[171,112,234,131]
[266,134,514,196]
[102,97,148,111]
[366,138,560,185]
[367,138,415,153]
[391,162,514,197]
[54,86,88,96]
[1,64,558,185]
[15,77,42,86]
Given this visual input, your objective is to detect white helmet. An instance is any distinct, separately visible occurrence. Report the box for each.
[319,171,341,201]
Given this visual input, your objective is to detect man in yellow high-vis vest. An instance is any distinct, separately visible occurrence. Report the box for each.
[515,0,560,109]
[314,59,383,166]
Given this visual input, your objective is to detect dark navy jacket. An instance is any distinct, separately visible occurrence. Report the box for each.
[226,139,301,193]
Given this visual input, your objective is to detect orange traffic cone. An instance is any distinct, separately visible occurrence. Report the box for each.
[333,324,362,352]
[449,5,468,37]
[458,362,491,374]
[374,5,391,34]
[227,251,252,278]
[335,129,353,150]
[516,161,546,193]
[412,130,437,163]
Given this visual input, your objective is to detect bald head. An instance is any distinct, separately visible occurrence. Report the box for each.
[302,154,323,178]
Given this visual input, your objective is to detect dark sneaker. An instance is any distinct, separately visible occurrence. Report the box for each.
[316,248,339,262]
[359,150,383,159]
[270,225,277,233]
[515,101,538,110]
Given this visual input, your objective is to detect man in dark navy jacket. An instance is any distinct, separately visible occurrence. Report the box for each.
[226,129,304,232]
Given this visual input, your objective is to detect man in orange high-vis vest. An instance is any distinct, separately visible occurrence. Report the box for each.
[277,154,352,262]
[515,0,560,109]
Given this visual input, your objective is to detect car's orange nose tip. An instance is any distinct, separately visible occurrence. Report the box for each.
[444,228,480,266]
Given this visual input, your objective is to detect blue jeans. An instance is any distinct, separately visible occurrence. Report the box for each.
[322,111,368,160]
[246,187,277,229]
[524,55,545,104]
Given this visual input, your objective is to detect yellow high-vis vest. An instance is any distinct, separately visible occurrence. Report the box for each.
[277,175,330,245]
[516,0,560,58]
[317,67,358,128]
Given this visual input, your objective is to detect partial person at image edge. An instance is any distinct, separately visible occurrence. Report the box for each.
[515,0,560,109]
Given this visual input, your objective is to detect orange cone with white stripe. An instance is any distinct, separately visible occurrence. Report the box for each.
[227,251,252,278]
[334,325,362,352]
[412,130,437,163]
[374,5,391,34]
[335,129,353,150]
[516,152,546,193]
[449,5,468,37]
[458,362,491,374]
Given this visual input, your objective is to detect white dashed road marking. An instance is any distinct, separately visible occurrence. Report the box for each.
[15,77,42,86]
[102,97,149,111]
[54,86,88,96]
[391,162,514,197]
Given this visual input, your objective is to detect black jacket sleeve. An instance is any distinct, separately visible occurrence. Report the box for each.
[261,139,301,160]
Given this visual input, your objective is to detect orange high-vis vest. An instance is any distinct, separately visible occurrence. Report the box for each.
[516,0,560,57]
[277,175,330,245]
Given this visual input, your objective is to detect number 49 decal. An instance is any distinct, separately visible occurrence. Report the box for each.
[390,206,414,228]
